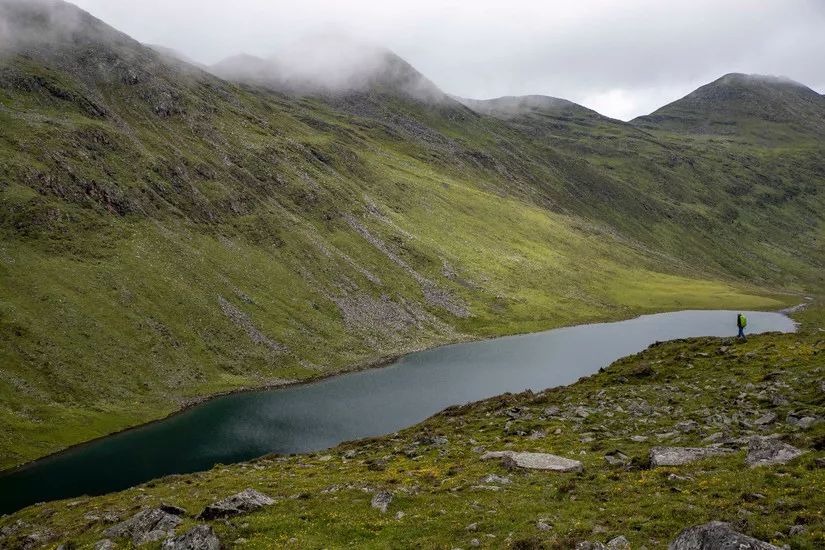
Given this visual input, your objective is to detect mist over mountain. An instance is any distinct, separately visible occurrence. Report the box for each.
[455,94,605,121]
[209,35,448,103]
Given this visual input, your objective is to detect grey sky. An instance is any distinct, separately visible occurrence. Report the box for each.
[71,0,825,120]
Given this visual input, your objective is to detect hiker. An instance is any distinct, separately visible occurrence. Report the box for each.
[736,313,747,341]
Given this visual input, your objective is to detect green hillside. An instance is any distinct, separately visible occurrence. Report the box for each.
[0,0,822,472]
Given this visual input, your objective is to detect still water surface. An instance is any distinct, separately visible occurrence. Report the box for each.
[0,309,795,513]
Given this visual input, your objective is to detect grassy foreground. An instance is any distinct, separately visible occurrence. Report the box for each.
[2,304,822,549]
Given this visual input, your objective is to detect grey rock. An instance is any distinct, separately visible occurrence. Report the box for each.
[604,451,629,466]
[162,524,220,550]
[674,420,699,433]
[796,416,819,429]
[649,446,734,467]
[197,488,275,520]
[746,436,804,467]
[576,543,607,550]
[417,435,449,447]
[771,395,789,406]
[628,400,653,416]
[753,413,777,426]
[788,525,806,536]
[371,491,393,513]
[480,474,511,485]
[104,507,182,545]
[481,451,582,472]
[94,540,115,550]
[702,432,725,443]
[543,406,561,416]
[668,521,781,549]
[607,535,631,549]
[536,521,551,531]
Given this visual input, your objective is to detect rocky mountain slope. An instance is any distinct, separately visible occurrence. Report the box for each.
[2,304,822,549]
[0,0,823,474]
[632,73,825,140]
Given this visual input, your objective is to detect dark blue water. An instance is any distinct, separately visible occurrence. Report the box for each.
[0,310,794,513]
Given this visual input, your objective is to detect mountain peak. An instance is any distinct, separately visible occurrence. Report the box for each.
[455,94,602,120]
[632,72,825,137]
[209,36,447,102]
[0,0,136,56]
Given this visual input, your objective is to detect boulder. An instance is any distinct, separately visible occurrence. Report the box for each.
[753,412,777,426]
[674,420,699,433]
[668,521,780,549]
[104,508,183,545]
[649,446,733,467]
[788,525,807,536]
[481,451,582,472]
[197,488,275,520]
[371,491,393,513]
[607,535,631,549]
[604,450,629,467]
[94,540,115,550]
[162,524,221,550]
[746,436,804,467]
[796,416,819,429]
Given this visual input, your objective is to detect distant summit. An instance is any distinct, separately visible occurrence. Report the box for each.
[455,95,603,120]
[1,0,139,60]
[633,73,825,138]
[208,35,448,102]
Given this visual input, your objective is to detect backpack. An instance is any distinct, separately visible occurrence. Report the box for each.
[740,315,747,328]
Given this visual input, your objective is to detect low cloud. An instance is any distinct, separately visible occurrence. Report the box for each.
[45,0,825,119]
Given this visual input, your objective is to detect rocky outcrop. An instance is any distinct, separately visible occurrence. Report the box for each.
[649,446,734,467]
[668,521,781,549]
[371,491,393,513]
[482,451,583,472]
[103,508,183,545]
[161,524,220,550]
[745,436,804,467]
[197,488,275,520]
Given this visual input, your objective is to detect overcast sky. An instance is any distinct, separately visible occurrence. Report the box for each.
[71,0,825,120]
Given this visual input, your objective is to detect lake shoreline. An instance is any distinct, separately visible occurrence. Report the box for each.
[0,303,803,480]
